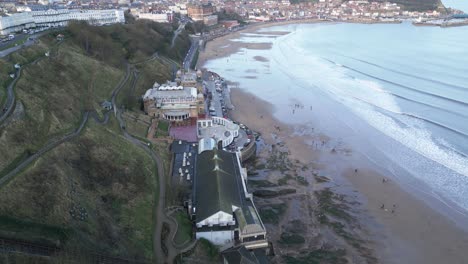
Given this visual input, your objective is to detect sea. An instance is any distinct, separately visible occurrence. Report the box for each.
[204,22,468,225]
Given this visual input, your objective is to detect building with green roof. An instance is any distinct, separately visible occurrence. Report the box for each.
[190,145,268,250]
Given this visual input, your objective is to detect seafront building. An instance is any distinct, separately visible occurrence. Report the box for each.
[187,3,218,26]
[187,3,215,21]
[189,138,268,250]
[134,11,174,23]
[143,81,204,121]
[176,69,200,88]
[167,71,267,251]
[197,117,240,149]
[0,8,125,35]
[143,70,206,122]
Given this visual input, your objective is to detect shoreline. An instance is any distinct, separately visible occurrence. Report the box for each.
[196,18,462,69]
[196,18,409,69]
[200,23,468,263]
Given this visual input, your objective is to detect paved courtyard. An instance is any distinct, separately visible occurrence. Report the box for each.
[170,125,197,142]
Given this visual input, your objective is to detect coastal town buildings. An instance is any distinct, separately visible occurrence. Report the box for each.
[220,20,240,30]
[0,8,125,35]
[187,3,218,25]
[0,0,460,36]
[176,69,200,88]
[187,3,215,21]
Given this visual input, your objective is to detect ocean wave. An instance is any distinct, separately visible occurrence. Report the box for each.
[353,103,468,177]
[341,55,468,92]
[353,96,468,139]
[322,58,468,107]
[343,72,468,120]
[273,49,468,177]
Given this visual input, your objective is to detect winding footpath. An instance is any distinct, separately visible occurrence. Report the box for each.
[114,65,196,264]
[1,40,62,125]
[0,45,197,263]
[170,22,187,49]
[0,111,89,186]
[0,67,21,124]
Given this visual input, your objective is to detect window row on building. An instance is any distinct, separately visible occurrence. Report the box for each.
[0,9,125,35]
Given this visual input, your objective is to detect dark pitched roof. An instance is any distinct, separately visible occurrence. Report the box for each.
[194,148,243,221]
[223,246,260,264]
[252,249,269,264]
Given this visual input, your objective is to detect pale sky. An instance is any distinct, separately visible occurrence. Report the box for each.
[442,0,468,12]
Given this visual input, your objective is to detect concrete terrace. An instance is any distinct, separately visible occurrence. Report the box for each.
[170,125,198,142]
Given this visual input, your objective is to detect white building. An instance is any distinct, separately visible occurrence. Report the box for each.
[0,9,125,35]
[136,12,172,23]
[143,81,203,121]
[197,117,240,149]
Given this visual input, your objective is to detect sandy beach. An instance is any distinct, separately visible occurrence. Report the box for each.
[197,19,325,69]
[200,23,468,263]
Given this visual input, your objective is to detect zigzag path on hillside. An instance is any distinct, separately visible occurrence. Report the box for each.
[0,40,198,263]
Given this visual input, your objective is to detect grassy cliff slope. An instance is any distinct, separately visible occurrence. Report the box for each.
[0,19,190,262]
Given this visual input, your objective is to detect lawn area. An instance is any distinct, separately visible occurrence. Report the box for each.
[158,119,169,132]
[154,120,170,138]
[173,211,192,245]
[122,111,151,139]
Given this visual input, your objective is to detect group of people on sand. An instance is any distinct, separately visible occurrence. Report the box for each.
[379,177,396,213]
[291,103,313,114]
[381,203,397,214]
[354,169,397,214]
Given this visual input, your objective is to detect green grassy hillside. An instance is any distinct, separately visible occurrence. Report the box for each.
[0,19,190,262]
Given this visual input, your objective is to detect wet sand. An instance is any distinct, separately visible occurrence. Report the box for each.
[230,88,468,264]
[197,19,325,69]
[201,23,468,263]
